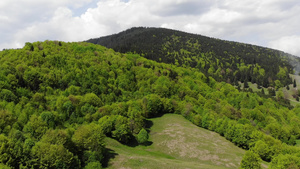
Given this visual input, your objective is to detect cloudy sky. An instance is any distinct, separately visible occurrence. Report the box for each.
[1,0,300,56]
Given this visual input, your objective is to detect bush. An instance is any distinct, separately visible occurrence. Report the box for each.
[84,162,102,169]
[137,128,149,144]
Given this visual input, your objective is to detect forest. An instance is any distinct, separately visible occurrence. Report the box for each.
[88,27,300,89]
[0,40,300,168]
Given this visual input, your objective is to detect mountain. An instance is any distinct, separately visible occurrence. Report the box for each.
[87,27,300,88]
[0,41,300,168]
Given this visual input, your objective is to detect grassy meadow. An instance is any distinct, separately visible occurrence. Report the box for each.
[105,114,246,169]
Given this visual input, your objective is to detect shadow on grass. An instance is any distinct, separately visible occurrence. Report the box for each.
[124,119,154,148]
[125,137,153,147]
[145,119,153,129]
[102,148,118,168]
[142,141,153,146]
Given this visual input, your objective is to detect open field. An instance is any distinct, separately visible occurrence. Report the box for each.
[105,114,246,169]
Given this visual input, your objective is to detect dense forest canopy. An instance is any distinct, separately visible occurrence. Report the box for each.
[87,27,300,89]
[0,41,300,168]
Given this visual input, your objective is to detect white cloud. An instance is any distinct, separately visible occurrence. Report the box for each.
[1,0,300,56]
[269,36,300,56]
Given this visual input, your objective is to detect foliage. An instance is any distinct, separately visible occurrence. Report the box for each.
[88,27,297,88]
[84,162,102,169]
[0,41,299,168]
[270,154,300,169]
[137,128,149,144]
[240,150,262,169]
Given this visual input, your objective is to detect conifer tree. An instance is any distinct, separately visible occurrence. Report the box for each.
[244,79,249,89]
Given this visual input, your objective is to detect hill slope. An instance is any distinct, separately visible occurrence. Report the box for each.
[87,27,300,88]
[1,41,300,168]
[106,114,246,169]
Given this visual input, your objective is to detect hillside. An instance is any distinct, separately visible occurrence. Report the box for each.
[106,114,246,169]
[87,27,300,89]
[0,41,300,168]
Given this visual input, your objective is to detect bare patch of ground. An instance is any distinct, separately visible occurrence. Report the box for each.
[152,116,243,168]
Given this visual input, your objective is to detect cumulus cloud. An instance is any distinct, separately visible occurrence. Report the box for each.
[1,0,300,56]
[150,0,213,17]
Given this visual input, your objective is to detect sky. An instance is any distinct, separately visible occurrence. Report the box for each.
[1,0,300,56]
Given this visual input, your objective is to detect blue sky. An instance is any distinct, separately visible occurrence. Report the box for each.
[1,0,300,56]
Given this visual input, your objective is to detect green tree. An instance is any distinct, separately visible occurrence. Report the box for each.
[98,116,114,136]
[137,128,149,144]
[270,154,300,169]
[72,123,105,167]
[0,89,17,102]
[0,163,11,169]
[40,111,55,128]
[24,42,34,51]
[23,68,41,91]
[83,93,103,107]
[31,142,76,168]
[0,134,23,168]
[240,150,262,169]
[84,162,102,169]
[274,80,283,90]
[142,94,163,118]
[112,124,131,143]
[72,123,105,152]
[23,115,48,139]
[251,140,271,161]
[261,88,265,95]
[40,129,70,146]
[0,110,16,134]
[243,80,249,89]
[268,88,276,96]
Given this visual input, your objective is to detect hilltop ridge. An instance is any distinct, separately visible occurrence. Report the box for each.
[87,27,300,88]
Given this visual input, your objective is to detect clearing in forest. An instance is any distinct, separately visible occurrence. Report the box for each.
[105,114,245,169]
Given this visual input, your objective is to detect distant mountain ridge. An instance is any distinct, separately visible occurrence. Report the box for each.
[87,27,300,88]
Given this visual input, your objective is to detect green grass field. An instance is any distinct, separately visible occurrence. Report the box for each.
[105,114,246,169]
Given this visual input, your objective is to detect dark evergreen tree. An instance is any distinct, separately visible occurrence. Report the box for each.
[268,88,276,96]
[261,88,265,95]
[244,80,249,89]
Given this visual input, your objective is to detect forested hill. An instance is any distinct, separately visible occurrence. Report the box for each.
[1,41,300,168]
[87,27,300,88]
